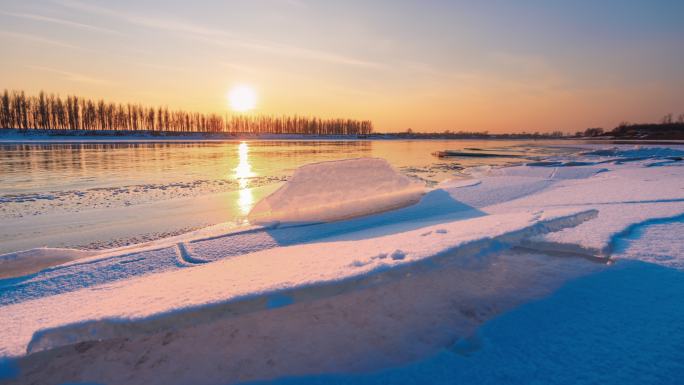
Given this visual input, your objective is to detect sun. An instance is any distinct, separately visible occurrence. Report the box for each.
[227,85,257,113]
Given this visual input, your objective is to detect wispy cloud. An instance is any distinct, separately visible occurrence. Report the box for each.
[0,10,125,36]
[221,62,261,75]
[203,35,383,69]
[135,61,191,73]
[57,0,383,69]
[278,0,309,9]
[0,30,81,50]
[27,65,115,86]
[56,0,233,36]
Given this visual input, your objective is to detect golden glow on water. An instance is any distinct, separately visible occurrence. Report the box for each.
[234,142,255,215]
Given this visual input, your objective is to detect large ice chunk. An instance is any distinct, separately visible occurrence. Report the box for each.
[248,157,425,224]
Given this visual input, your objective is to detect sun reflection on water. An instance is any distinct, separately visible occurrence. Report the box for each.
[234,142,255,215]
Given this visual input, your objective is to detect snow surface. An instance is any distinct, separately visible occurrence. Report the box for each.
[248,157,425,224]
[484,165,684,255]
[244,261,684,385]
[613,218,684,269]
[1,145,683,384]
[0,208,594,356]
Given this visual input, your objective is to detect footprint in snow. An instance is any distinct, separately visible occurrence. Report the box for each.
[350,260,371,267]
[390,250,406,260]
[371,253,388,260]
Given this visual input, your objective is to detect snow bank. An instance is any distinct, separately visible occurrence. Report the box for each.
[248,158,425,224]
[7,249,604,385]
[0,208,594,357]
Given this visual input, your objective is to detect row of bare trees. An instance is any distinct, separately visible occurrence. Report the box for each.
[0,90,373,135]
[228,115,373,135]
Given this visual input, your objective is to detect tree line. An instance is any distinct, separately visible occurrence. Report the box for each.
[579,113,684,139]
[0,90,373,136]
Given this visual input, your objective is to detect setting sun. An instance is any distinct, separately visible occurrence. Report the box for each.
[228,85,257,113]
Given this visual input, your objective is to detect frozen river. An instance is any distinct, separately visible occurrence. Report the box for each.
[0,139,588,253]
[1,140,683,384]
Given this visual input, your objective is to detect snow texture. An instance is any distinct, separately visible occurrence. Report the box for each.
[245,261,684,385]
[0,208,593,357]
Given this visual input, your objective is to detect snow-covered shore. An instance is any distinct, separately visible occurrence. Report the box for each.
[1,146,683,384]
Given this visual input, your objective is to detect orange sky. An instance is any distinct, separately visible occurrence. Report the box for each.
[1,1,683,133]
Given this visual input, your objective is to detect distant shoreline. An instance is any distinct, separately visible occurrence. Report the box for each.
[1,129,683,144]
